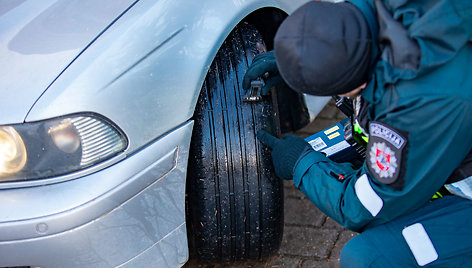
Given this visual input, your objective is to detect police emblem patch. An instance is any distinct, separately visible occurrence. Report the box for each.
[366,121,408,188]
[369,142,397,178]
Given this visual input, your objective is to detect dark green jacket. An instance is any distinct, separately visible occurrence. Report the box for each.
[293,0,472,232]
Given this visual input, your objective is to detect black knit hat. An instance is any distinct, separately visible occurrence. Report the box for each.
[274,1,372,96]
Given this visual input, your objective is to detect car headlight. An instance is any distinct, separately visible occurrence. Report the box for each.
[0,114,127,183]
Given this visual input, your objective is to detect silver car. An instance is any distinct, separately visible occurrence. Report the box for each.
[0,0,327,267]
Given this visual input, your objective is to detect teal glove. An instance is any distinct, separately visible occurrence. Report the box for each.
[243,51,287,95]
[256,130,313,180]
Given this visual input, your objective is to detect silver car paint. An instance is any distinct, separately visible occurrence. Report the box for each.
[0,122,192,267]
[26,0,310,153]
[0,0,136,124]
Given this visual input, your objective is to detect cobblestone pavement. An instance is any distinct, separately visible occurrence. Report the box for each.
[185,101,358,268]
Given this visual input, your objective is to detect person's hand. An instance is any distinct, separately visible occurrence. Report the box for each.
[256,130,313,180]
[243,51,286,95]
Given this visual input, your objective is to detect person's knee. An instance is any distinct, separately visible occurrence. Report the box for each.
[340,235,380,268]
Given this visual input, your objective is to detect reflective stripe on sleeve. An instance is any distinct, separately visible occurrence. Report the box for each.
[402,223,438,266]
[354,174,383,217]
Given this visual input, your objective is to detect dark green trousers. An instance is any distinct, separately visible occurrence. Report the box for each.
[340,196,472,267]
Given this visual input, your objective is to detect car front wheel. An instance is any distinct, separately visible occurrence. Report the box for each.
[186,22,283,263]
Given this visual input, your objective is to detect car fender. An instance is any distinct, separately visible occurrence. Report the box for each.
[26,0,310,153]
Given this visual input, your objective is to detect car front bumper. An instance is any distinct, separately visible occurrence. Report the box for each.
[0,121,193,268]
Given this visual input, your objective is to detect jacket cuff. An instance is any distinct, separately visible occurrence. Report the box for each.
[292,150,329,188]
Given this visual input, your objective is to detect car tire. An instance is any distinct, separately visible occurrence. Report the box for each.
[186,22,283,263]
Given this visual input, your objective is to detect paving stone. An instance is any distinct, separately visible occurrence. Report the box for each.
[250,255,303,268]
[284,197,325,227]
[296,118,339,138]
[301,259,339,268]
[316,102,339,120]
[335,110,347,121]
[322,217,345,231]
[279,226,340,259]
[283,180,304,199]
[329,230,358,262]
[283,179,295,188]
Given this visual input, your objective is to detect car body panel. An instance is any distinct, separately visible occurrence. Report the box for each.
[0,121,192,267]
[0,0,136,124]
[25,0,310,153]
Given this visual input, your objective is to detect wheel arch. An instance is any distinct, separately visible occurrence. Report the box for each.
[188,6,289,118]
[187,5,315,137]
[244,7,288,51]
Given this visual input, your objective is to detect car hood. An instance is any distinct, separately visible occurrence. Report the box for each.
[0,0,136,125]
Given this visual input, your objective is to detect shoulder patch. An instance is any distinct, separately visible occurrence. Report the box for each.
[367,121,409,189]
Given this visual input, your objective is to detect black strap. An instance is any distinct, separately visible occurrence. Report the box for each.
[447,150,472,184]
